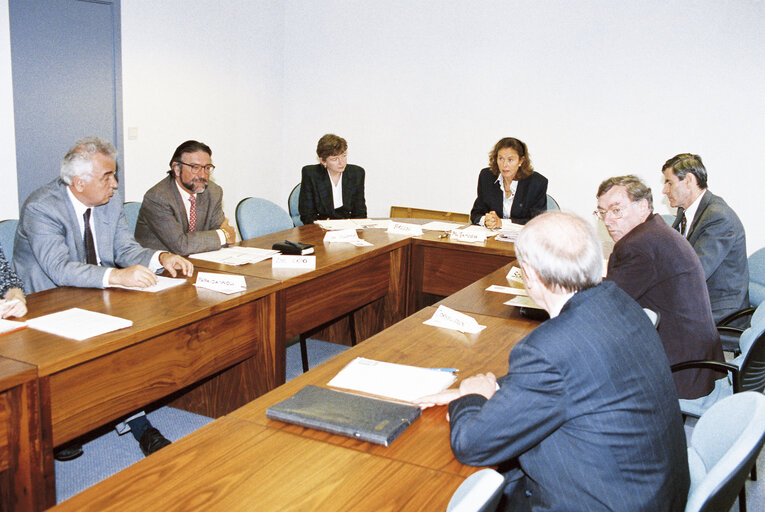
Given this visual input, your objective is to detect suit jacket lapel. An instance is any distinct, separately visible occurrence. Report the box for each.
[93,202,113,265]
[512,178,530,216]
[317,169,334,212]
[686,190,711,241]
[59,182,87,263]
[167,176,190,232]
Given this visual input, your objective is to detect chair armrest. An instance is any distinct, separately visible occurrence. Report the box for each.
[717,326,744,355]
[717,307,756,327]
[670,360,738,373]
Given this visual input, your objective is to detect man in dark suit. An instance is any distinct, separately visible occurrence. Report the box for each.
[134,140,235,255]
[13,137,193,460]
[597,175,724,399]
[662,153,749,322]
[298,133,366,225]
[417,212,689,511]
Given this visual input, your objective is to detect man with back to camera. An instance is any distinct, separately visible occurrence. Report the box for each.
[135,140,236,254]
[662,153,749,323]
[13,136,194,460]
[596,175,724,399]
[416,211,689,511]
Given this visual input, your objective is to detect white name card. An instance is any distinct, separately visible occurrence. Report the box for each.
[450,229,487,243]
[272,254,317,269]
[324,229,360,243]
[387,222,424,236]
[194,272,247,294]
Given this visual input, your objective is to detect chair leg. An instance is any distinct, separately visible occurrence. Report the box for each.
[752,460,757,481]
[739,484,746,512]
[300,334,309,373]
[348,312,358,347]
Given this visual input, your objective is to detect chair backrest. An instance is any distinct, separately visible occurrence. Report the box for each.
[288,183,303,227]
[123,201,141,235]
[235,197,293,240]
[661,214,675,226]
[748,247,765,307]
[545,194,560,211]
[685,392,765,512]
[446,468,505,512]
[0,219,19,262]
[733,306,765,393]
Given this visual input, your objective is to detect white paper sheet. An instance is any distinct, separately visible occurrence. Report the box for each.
[328,357,457,402]
[190,246,279,265]
[499,219,524,232]
[110,276,186,292]
[420,221,465,231]
[26,308,133,341]
[423,305,486,333]
[486,284,527,296]
[315,219,362,230]
[504,296,543,309]
[0,318,26,335]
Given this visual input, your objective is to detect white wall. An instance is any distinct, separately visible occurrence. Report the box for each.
[0,0,18,219]
[2,0,764,253]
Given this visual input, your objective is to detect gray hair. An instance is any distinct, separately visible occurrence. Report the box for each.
[60,136,117,185]
[596,174,653,211]
[515,211,603,294]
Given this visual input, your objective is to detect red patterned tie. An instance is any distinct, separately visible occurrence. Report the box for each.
[188,195,197,232]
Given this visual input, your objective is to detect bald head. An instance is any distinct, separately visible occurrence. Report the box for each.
[515,211,603,294]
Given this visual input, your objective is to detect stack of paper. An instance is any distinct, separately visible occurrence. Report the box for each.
[26,308,133,341]
[190,246,279,265]
[420,221,465,231]
[0,318,27,336]
[323,229,373,246]
[328,357,457,402]
[111,276,186,293]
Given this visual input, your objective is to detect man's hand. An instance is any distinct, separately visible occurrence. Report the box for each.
[220,218,236,244]
[413,388,462,410]
[459,372,497,400]
[109,265,159,288]
[484,211,501,229]
[159,252,194,277]
[0,288,27,319]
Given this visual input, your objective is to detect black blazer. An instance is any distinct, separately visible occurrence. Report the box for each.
[470,168,548,225]
[298,164,367,225]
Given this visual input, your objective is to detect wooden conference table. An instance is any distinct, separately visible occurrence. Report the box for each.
[0,220,520,509]
[54,304,539,511]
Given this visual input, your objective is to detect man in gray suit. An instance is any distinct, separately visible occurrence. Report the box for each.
[13,136,193,460]
[135,140,235,255]
[662,153,749,322]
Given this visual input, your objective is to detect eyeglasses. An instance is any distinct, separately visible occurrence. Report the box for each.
[178,161,215,174]
[326,153,347,164]
[593,203,631,220]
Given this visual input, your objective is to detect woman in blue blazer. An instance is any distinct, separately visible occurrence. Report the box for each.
[470,137,548,227]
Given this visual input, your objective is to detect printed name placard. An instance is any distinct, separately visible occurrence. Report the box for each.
[324,229,360,243]
[387,222,423,236]
[272,254,317,269]
[194,272,247,294]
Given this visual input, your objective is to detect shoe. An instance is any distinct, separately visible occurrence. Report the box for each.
[54,443,83,461]
[139,427,171,456]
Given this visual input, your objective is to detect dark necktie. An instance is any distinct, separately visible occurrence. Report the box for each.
[188,195,197,232]
[673,207,687,236]
[83,208,98,265]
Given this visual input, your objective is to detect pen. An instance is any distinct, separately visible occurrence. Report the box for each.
[430,367,459,373]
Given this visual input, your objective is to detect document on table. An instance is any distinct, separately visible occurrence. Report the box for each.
[190,246,279,265]
[110,276,186,292]
[26,308,133,341]
[505,295,543,309]
[328,357,457,402]
[420,221,464,231]
[0,318,27,336]
[499,219,524,232]
[486,284,527,296]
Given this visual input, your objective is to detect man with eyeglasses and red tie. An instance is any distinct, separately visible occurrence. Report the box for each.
[595,175,724,400]
[135,140,236,255]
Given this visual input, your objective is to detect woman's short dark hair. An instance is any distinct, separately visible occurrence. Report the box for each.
[316,134,347,160]
[488,137,534,180]
[169,140,212,168]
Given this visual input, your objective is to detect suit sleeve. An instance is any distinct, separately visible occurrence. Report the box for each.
[20,199,109,289]
[605,244,656,301]
[350,167,367,218]
[470,171,492,224]
[299,167,319,225]
[691,213,737,281]
[138,190,222,255]
[448,342,566,466]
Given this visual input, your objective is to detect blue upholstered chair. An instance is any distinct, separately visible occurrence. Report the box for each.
[123,201,141,235]
[684,392,765,512]
[235,197,293,241]
[288,183,303,227]
[545,194,559,211]
[748,248,765,308]
[0,219,19,262]
[447,468,505,512]
[661,213,676,226]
